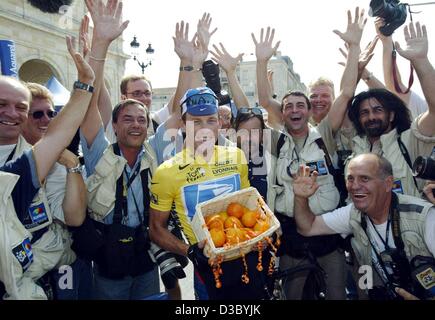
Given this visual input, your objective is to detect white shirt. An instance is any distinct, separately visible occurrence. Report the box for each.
[322,204,435,257]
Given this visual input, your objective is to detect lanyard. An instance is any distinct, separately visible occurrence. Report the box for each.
[122,163,144,225]
[291,134,308,163]
[368,216,391,250]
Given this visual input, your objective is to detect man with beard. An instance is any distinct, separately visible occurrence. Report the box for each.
[346,21,435,198]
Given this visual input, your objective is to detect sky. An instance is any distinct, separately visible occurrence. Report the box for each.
[122,0,435,97]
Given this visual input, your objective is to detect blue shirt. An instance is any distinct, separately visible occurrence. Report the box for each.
[80,127,146,227]
[1,150,40,222]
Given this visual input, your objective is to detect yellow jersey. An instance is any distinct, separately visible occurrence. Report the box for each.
[150,146,250,244]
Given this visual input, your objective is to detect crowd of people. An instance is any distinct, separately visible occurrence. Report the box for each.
[0,0,434,301]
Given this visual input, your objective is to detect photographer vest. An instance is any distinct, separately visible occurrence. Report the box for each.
[273,126,339,217]
[10,136,75,268]
[352,128,421,198]
[349,193,433,276]
[8,136,53,234]
[86,141,157,221]
[0,172,47,300]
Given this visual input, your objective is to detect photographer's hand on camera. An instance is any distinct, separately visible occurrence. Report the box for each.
[423,181,435,204]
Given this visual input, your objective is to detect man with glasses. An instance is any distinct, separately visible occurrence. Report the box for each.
[0,33,95,299]
[19,83,90,300]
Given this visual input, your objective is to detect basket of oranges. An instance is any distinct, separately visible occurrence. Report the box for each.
[192,187,281,262]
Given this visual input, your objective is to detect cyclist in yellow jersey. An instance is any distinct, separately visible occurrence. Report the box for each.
[149,87,272,300]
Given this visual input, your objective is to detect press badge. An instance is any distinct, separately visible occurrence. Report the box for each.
[392,179,404,194]
[12,238,34,272]
[306,160,328,176]
[24,190,53,232]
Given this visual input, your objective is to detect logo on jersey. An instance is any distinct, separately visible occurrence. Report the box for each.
[182,174,241,219]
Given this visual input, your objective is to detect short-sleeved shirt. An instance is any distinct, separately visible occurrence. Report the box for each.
[150,145,250,244]
[80,127,147,227]
[0,150,40,221]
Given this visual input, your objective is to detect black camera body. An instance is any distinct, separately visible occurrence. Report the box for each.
[202,60,231,106]
[413,155,435,197]
[369,0,407,36]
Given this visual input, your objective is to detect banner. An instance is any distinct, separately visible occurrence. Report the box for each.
[0,40,18,77]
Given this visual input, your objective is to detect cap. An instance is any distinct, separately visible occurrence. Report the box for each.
[180,87,218,116]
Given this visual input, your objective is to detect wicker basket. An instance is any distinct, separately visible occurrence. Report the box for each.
[192,187,281,261]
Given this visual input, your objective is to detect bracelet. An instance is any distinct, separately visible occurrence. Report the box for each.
[179,65,202,72]
[66,164,83,174]
[89,55,106,62]
[73,81,94,93]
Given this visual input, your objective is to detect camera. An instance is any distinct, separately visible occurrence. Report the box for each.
[148,243,187,289]
[148,216,189,289]
[369,0,407,36]
[202,60,231,106]
[413,156,435,180]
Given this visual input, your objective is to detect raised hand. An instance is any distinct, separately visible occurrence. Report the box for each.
[197,13,217,51]
[251,27,281,62]
[84,0,129,44]
[339,36,378,75]
[79,15,91,60]
[423,181,435,204]
[292,165,319,198]
[66,36,95,85]
[395,22,428,62]
[210,43,243,74]
[333,7,367,46]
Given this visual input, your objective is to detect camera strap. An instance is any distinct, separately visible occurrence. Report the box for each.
[397,135,419,191]
[391,47,414,95]
[361,193,413,291]
[112,143,150,227]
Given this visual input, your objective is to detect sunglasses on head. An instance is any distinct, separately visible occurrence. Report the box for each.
[30,110,58,119]
[182,93,218,108]
[238,107,263,116]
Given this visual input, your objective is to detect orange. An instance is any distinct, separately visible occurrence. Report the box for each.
[253,219,270,233]
[241,210,260,228]
[210,228,226,247]
[218,211,228,221]
[225,228,247,245]
[224,216,243,229]
[206,214,224,230]
[226,202,244,219]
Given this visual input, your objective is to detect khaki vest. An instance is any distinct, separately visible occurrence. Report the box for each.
[352,128,420,197]
[86,142,157,221]
[273,127,339,216]
[11,136,53,233]
[12,136,75,271]
[0,172,47,300]
[349,193,433,284]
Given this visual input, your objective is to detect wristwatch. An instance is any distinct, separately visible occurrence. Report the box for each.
[66,164,83,174]
[179,66,202,72]
[73,81,94,93]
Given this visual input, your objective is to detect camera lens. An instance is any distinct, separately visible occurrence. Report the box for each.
[413,156,435,180]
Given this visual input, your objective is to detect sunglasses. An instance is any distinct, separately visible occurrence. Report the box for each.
[182,93,218,108]
[30,110,58,119]
[238,107,263,116]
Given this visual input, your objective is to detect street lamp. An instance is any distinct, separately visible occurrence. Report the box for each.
[130,35,154,74]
